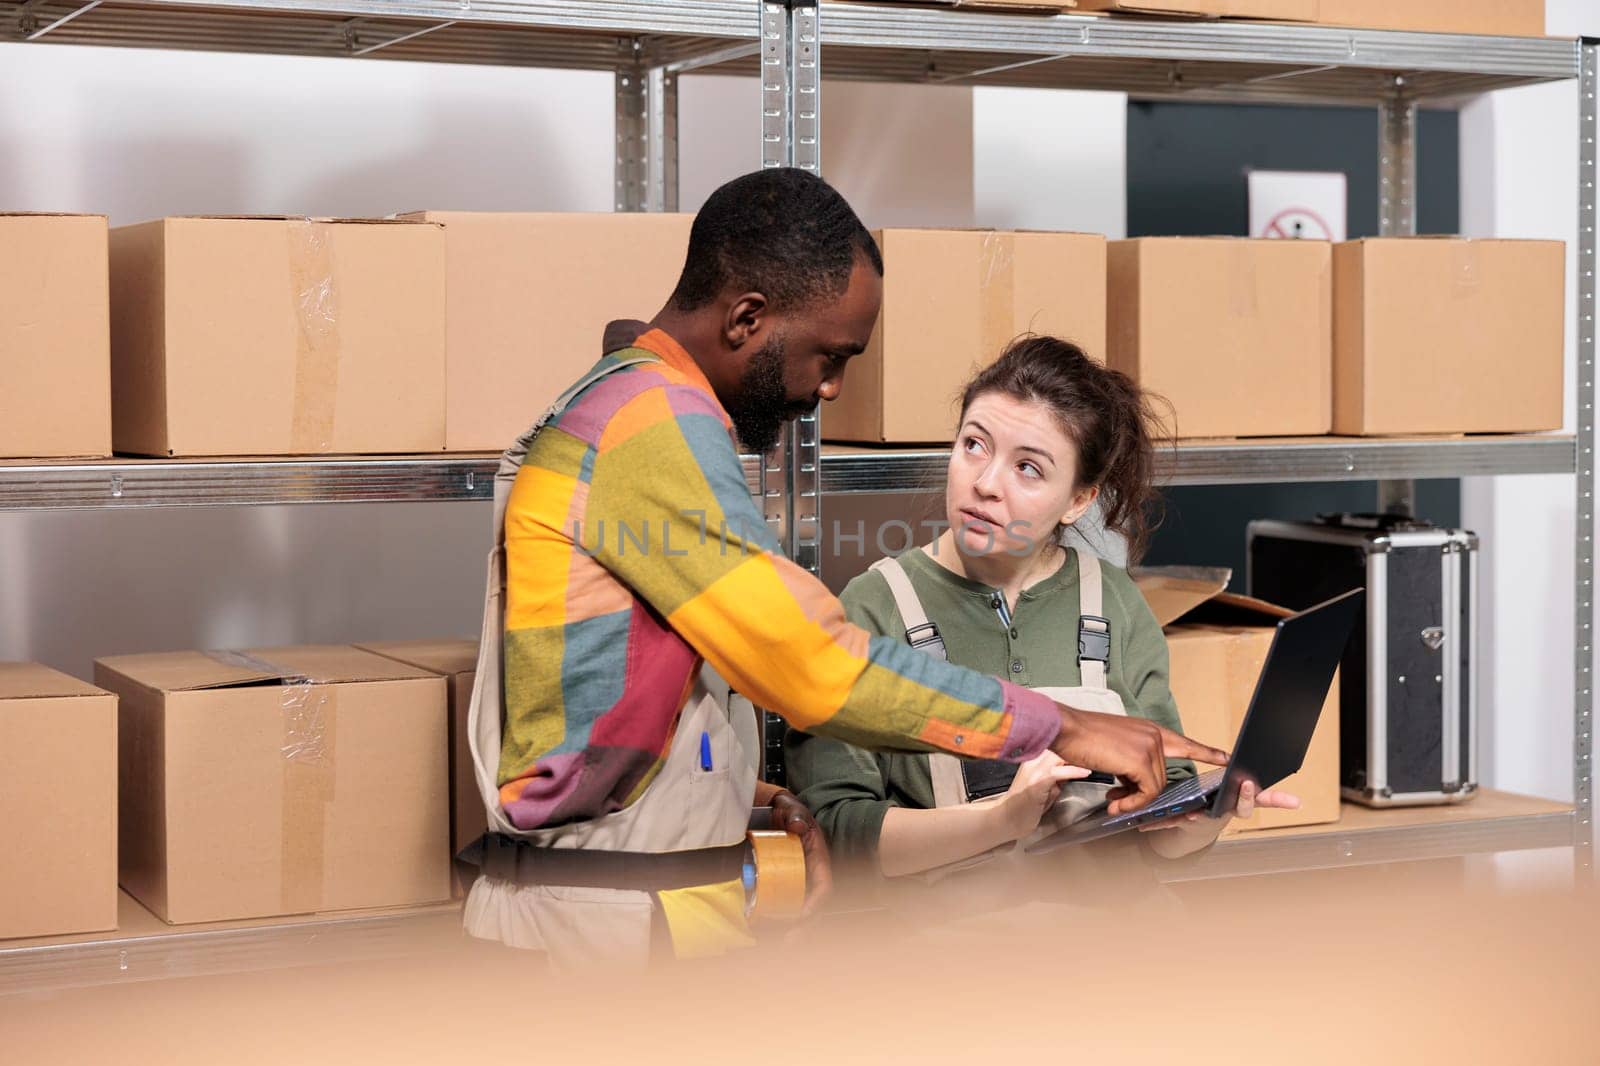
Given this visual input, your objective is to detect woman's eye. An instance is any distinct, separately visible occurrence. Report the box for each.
[963,437,984,455]
[1018,462,1042,479]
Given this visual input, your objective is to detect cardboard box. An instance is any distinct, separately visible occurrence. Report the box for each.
[840,1,1080,11]
[408,212,692,452]
[1107,237,1331,439]
[1137,568,1340,836]
[1333,238,1563,436]
[0,214,111,459]
[825,228,1107,443]
[855,0,1315,12]
[109,216,446,457]
[95,645,450,925]
[354,639,481,894]
[1076,0,1317,19]
[1317,0,1544,37]
[0,663,118,939]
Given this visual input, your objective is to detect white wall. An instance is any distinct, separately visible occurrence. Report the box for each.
[1457,0,1597,803]
[975,87,1127,238]
[0,46,618,221]
[680,75,977,225]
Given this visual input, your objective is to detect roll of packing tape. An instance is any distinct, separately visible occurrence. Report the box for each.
[746,830,806,921]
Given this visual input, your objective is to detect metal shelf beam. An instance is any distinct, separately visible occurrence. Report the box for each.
[0,902,463,998]
[0,437,1570,511]
[821,435,1577,495]
[0,455,767,510]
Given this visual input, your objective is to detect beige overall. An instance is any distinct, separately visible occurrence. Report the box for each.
[870,544,1127,872]
[462,357,760,964]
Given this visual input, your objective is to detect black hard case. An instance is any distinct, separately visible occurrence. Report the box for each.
[1247,514,1477,807]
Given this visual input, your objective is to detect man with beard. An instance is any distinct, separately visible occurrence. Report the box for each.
[467,168,1225,959]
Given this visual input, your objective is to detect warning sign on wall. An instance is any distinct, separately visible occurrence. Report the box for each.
[1248,170,1346,242]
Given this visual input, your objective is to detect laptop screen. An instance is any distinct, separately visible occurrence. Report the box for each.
[1213,588,1363,814]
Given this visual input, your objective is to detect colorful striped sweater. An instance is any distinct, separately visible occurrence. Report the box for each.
[498,328,1061,830]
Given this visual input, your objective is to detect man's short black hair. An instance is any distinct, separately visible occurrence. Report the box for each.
[669,168,883,314]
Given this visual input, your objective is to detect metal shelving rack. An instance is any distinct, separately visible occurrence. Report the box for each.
[770,2,1593,877]
[0,0,1592,983]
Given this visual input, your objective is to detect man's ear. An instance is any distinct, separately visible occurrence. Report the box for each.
[1062,484,1100,527]
[724,292,768,351]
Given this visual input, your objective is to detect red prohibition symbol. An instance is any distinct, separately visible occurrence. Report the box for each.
[1262,206,1334,240]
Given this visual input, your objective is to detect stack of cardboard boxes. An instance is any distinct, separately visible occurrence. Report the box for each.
[1,209,1564,460]
[846,0,1545,36]
[1,645,464,940]
[822,230,1564,445]
[105,212,693,458]
[2,593,1343,942]
[1,211,692,463]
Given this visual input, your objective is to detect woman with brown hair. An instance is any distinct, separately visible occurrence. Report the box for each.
[786,335,1298,878]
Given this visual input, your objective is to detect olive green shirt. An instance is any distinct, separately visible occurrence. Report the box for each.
[785,546,1192,866]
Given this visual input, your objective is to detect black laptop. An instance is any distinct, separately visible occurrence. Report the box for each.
[1025,587,1363,854]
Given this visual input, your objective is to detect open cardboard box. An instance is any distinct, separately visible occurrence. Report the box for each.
[1136,566,1340,836]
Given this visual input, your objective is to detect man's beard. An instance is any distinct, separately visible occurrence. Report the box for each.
[728,333,812,454]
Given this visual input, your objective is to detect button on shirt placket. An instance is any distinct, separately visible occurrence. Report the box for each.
[994,592,1025,682]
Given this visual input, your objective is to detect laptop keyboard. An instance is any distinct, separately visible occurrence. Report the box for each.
[1104,768,1226,826]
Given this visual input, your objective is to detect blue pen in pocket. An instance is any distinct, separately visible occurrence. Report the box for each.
[699,731,713,772]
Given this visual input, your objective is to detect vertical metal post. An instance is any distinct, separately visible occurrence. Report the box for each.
[649,66,680,212]
[757,0,823,786]
[760,2,788,171]
[757,0,823,577]
[758,1,792,568]
[789,1,821,176]
[1576,40,1597,872]
[1378,91,1418,237]
[1377,90,1419,518]
[1376,480,1415,516]
[615,59,647,211]
[784,0,823,582]
[615,51,678,212]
